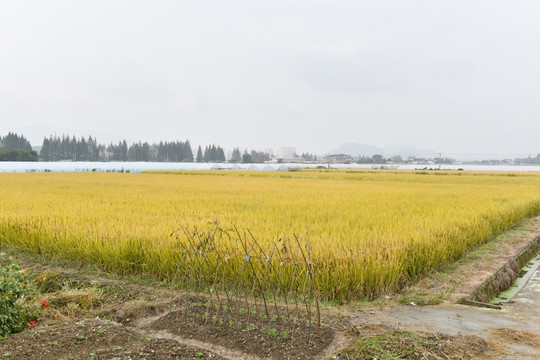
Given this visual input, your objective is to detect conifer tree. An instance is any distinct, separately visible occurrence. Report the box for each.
[196,146,203,163]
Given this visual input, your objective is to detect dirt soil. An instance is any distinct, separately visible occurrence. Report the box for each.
[147,299,334,360]
[2,216,540,359]
[0,318,225,359]
[0,251,344,360]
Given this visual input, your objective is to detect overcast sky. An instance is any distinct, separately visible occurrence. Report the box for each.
[1,0,539,156]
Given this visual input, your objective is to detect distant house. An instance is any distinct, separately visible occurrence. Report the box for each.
[323,154,352,164]
[271,155,303,163]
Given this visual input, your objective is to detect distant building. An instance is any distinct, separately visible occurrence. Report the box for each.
[272,147,303,163]
[323,154,352,164]
[271,155,303,163]
[277,147,296,157]
[264,148,274,158]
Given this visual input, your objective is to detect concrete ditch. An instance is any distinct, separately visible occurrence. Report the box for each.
[459,234,540,309]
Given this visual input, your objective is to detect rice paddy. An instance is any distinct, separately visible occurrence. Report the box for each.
[1,170,539,301]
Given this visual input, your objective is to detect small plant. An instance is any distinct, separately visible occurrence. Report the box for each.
[196,352,204,358]
[283,331,289,339]
[98,329,106,335]
[77,322,86,328]
[246,323,255,331]
[145,337,151,342]
[228,320,234,328]
[89,353,96,357]
[0,264,37,337]
[76,335,84,341]
[113,345,122,350]
[268,328,277,337]
[52,340,58,345]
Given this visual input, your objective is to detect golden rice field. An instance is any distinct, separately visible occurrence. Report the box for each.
[1,170,540,301]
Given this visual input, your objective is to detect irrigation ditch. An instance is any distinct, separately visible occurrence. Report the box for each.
[459,234,540,309]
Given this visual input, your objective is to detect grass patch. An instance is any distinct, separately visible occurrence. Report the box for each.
[341,330,487,359]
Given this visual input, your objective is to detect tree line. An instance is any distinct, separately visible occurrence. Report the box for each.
[1,132,324,164]
[1,132,267,163]
[41,135,195,162]
[0,133,38,161]
[514,154,540,165]
[228,148,272,163]
[196,145,226,163]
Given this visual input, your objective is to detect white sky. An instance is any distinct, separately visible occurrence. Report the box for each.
[1,0,539,155]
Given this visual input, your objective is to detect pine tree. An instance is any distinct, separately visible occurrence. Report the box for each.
[40,137,51,161]
[203,146,209,162]
[121,140,128,161]
[0,133,32,151]
[196,146,203,163]
[231,148,241,163]
[217,147,226,162]
[242,149,252,163]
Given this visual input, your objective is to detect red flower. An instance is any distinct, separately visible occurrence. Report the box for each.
[40,301,49,307]
[28,320,37,325]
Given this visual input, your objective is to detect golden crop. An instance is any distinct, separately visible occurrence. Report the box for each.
[1,170,539,300]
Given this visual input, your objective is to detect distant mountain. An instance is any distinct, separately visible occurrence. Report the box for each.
[328,143,436,158]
